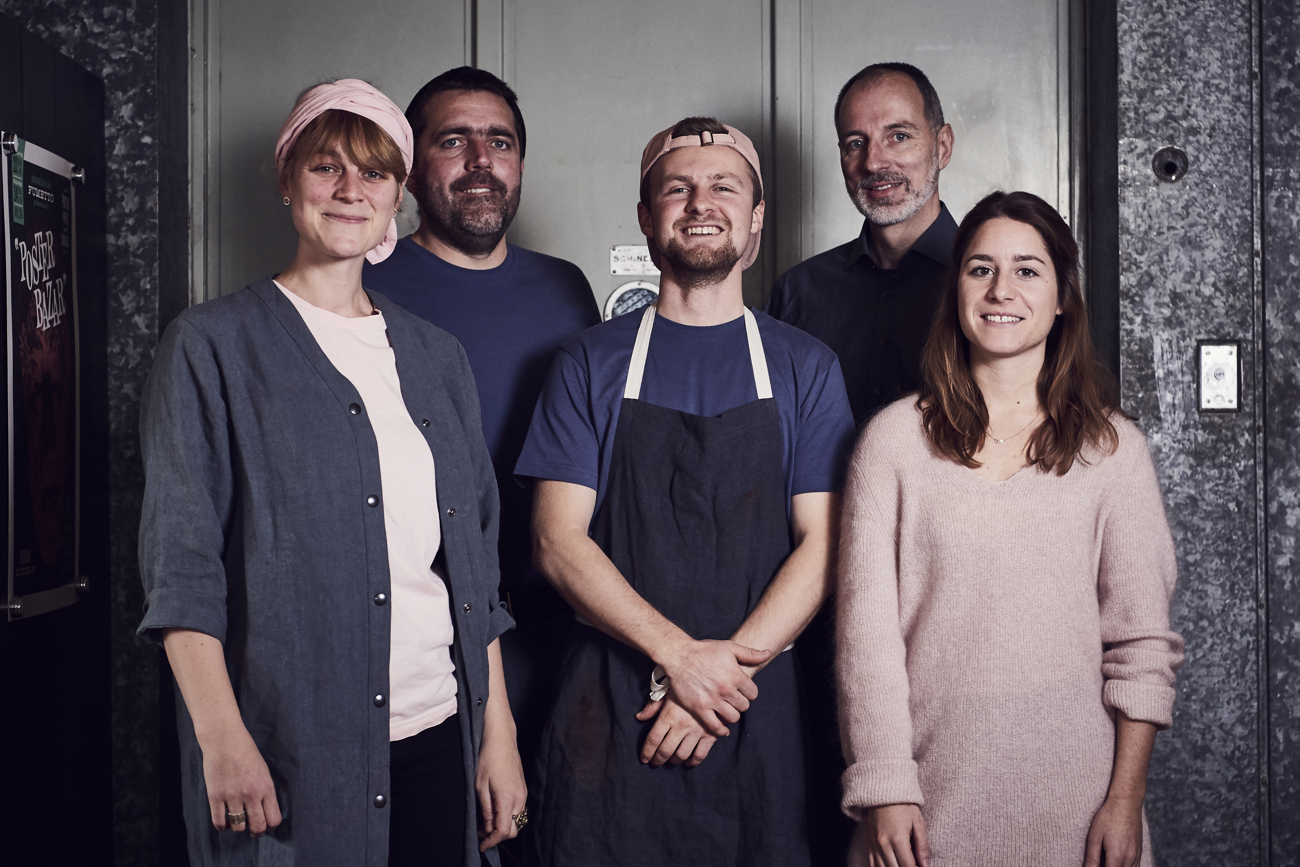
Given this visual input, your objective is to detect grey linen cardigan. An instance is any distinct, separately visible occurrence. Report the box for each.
[138,279,512,867]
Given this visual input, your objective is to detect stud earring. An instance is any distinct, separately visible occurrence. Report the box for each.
[283,196,290,206]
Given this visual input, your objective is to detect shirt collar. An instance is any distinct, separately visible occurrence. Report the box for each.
[845,201,958,271]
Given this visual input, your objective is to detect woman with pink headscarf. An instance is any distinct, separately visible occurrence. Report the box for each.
[137,80,526,867]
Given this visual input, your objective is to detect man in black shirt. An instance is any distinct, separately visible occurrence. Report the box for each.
[764,62,957,867]
[766,62,956,425]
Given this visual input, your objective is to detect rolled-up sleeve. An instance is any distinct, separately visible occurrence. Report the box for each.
[451,342,514,646]
[1097,431,1185,729]
[137,318,235,645]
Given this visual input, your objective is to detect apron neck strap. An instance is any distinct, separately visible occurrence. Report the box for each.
[623,304,772,401]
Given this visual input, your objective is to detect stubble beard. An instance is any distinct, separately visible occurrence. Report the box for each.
[416,170,522,257]
[661,220,743,290]
[851,149,940,227]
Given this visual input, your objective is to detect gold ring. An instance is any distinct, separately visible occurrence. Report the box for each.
[227,809,247,826]
[512,808,529,830]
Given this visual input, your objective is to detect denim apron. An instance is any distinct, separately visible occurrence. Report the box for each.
[530,306,810,867]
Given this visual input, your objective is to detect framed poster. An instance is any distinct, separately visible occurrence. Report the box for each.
[3,133,81,621]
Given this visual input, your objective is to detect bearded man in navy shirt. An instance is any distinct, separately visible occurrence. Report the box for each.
[364,67,600,825]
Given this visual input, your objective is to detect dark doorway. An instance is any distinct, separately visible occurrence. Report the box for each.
[1083,0,1120,378]
[0,13,111,865]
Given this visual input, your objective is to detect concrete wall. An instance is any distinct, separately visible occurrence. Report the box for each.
[1262,0,1300,861]
[1117,0,1298,862]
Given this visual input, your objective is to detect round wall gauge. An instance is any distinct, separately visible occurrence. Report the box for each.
[604,280,659,321]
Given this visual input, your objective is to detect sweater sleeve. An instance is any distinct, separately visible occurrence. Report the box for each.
[836,413,925,817]
[1097,424,1185,729]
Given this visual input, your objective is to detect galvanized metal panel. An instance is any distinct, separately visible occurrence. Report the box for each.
[208,0,468,297]
[504,0,770,306]
[805,0,1070,263]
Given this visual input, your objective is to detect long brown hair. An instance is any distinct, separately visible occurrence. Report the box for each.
[917,190,1124,474]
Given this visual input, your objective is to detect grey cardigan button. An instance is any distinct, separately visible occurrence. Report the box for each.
[373,694,386,707]
[421,418,430,427]
[348,403,361,415]
[463,603,472,613]
[366,495,379,507]
[476,697,483,707]
[446,507,457,517]
[374,592,387,606]
[374,794,387,808]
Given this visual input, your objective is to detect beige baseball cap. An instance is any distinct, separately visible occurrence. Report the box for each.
[639,123,763,270]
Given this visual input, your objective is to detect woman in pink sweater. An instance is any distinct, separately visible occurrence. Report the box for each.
[837,191,1184,867]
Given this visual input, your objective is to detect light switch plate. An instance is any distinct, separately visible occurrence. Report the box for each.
[1198,341,1240,412]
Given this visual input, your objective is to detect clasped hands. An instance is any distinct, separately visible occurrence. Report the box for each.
[634,637,772,768]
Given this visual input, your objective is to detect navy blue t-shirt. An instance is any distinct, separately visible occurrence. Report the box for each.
[363,237,600,586]
[515,309,856,518]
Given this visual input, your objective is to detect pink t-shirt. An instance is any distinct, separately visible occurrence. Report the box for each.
[279,283,458,741]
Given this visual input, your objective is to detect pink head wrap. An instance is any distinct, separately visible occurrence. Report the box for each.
[639,123,764,270]
[274,79,414,264]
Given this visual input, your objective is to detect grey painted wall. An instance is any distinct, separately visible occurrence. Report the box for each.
[0,0,163,863]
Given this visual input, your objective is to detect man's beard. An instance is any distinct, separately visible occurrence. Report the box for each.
[661,219,743,290]
[417,170,521,257]
[851,150,940,227]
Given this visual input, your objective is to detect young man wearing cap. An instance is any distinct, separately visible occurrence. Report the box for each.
[362,68,600,814]
[515,117,855,865]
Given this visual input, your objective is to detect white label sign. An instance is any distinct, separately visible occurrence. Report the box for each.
[1198,343,1239,411]
[610,245,660,276]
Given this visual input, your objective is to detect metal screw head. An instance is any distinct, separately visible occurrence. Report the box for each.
[1152,146,1189,182]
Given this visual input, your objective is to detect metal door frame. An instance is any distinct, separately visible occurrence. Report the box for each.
[186,0,1084,307]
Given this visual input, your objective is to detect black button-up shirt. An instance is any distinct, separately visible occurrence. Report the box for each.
[765,204,957,425]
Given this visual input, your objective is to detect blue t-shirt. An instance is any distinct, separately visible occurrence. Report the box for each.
[515,309,856,517]
[363,237,600,584]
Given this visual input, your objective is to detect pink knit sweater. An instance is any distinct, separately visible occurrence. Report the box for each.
[837,399,1184,867]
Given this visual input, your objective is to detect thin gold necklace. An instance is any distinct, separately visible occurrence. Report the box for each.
[987,410,1041,445]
